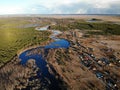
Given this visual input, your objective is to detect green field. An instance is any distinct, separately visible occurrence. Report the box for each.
[0,17,120,66]
[51,20,120,35]
[0,17,50,65]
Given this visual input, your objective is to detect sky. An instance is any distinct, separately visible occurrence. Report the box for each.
[0,0,120,14]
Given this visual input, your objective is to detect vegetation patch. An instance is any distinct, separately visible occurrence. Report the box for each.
[51,21,120,35]
[0,18,50,65]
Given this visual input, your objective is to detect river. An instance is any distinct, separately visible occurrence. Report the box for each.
[19,26,70,89]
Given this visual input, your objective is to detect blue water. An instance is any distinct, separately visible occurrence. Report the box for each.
[45,39,70,49]
[19,26,70,89]
[19,39,70,65]
[19,47,62,89]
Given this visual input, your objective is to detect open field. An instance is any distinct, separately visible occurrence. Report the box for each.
[1,14,120,22]
[0,15,120,90]
[51,18,120,35]
[0,17,51,66]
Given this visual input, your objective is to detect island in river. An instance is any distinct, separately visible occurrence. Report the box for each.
[0,15,120,90]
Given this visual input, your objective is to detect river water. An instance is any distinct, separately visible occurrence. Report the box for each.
[19,26,70,89]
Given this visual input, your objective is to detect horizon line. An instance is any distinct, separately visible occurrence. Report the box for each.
[0,14,120,15]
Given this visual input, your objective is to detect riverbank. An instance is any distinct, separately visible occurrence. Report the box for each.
[0,39,53,90]
[0,18,51,66]
[17,38,53,56]
[46,30,120,89]
[0,16,120,90]
[0,25,69,90]
[17,26,70,89]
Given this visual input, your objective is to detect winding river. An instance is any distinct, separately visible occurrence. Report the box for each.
[19,26,70,89]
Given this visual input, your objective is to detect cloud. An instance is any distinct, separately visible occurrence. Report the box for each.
[30,0,120,14]
[87,1,120,14]
[0,0,120,14]
[0,6,25,14]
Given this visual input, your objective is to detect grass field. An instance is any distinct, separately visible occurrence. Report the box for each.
[0,17,50,65]
[0,17,120,66]
[51,20,120,35]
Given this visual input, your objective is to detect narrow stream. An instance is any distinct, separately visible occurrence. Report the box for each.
[19,26,70,89]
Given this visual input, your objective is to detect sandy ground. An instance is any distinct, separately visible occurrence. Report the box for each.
[54,15,120,21]
[46,29,120,90]
[0,15,120,22]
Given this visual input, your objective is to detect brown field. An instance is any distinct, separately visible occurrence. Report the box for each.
[0,15,120,90]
